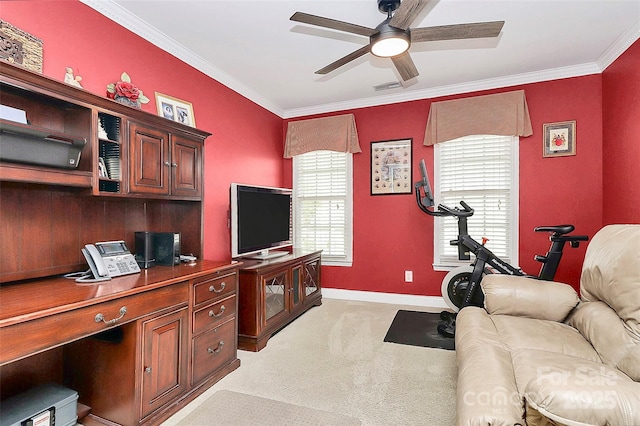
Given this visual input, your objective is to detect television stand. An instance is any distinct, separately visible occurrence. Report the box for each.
[242,249,289,260]
[237,249,322,351]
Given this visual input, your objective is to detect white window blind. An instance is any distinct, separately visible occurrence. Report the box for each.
[293,150,353,266]
[434,135,519,268]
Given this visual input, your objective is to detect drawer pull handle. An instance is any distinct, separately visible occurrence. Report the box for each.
[209,282,226,293]
[207,341,225,354]
[145,367,152,373]
[95,306,127,325]
[209,305,226,318]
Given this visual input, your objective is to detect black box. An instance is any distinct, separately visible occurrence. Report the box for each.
[134,231,155,269]
[153,232,181,266]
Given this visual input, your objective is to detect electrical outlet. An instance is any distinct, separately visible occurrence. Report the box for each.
[404,270,413,282]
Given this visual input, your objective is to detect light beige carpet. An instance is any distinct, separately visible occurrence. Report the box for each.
[163,298,456,426]
[177,390,362,425]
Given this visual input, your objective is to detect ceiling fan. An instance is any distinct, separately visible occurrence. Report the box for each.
[290,0,504,81]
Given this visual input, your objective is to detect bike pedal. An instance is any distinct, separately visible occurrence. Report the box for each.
[437,320,456,338]
[439,311,457,322]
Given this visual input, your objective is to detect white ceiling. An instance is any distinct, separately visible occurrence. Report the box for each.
[82,0,640,118]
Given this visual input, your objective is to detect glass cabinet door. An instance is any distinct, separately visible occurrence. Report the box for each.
[263,271,287,322]
[304,259,320,296]
[291,265,301,308]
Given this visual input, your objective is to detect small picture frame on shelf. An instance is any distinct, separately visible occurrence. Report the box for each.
[98,157,109,178]
[154,92,196,127]
[543,120,576,157]
[370,138,413,195]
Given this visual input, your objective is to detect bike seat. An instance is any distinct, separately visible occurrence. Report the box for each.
[534,225,574,235]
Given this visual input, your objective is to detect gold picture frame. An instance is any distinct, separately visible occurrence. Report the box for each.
[155,92,196,127]
[371,138,413,195]
[543,120,576,157]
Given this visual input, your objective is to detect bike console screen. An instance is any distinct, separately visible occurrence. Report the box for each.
[415,159,434,208]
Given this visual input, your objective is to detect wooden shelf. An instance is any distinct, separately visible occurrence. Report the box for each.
[0,162,92,187]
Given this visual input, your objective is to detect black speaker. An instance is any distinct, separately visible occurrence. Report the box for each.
[134,231,155,269]
[154,232,181,266]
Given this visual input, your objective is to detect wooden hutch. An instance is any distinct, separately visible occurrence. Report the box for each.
[0,62,240,425]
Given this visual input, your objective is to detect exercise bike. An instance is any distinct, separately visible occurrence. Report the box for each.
[414,159,588,337]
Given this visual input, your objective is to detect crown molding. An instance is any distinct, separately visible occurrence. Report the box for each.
[79,0,286,118]
[81,0,638,120]
[597,19,640,71]
[282,62,602,118]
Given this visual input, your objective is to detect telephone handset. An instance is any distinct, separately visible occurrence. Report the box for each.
[81,244,110,282]
[74,240,140,283]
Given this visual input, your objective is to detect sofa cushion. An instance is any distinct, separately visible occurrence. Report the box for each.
[568,301,640,381]
[514,349,640,426]
[482,275,579,322]
[512,349,640,426]
[580,224,640,330]
[491,315,601,363]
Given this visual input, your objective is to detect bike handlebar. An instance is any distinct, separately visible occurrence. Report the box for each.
[437,201,474,217]
[414,186,475,218]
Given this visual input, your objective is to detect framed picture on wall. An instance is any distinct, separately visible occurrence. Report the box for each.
[155,92,196,127]
[543,120,576,157]
[370,138,413,195]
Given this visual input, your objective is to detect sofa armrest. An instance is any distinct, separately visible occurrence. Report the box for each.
[481,275,579,322]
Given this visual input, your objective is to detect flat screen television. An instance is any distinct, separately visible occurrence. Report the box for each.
[230,183,293,260]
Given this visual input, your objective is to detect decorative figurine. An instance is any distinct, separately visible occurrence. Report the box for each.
[64,67,83,88]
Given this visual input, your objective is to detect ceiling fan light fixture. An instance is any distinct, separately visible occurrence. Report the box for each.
[370,22,410,57]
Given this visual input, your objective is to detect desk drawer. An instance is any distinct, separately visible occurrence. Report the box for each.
[0,282,188,365]
[192,295,236,336]
[191,319,235,386]
[192,272,236,307]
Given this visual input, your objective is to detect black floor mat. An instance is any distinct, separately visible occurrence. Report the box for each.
[383,310,455,350]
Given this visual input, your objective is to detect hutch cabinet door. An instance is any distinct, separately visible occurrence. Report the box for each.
[171,134,202,198]
[140,307,189,419]
[129,122,170,195]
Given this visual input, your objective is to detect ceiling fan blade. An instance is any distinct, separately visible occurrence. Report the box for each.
[389,0,430,30]
[291,12,377,37]
[411,21,505,43]
[391,51,419,81]
[316,45,371,75]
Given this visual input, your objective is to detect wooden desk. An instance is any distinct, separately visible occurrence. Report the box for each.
[0,260,241,425]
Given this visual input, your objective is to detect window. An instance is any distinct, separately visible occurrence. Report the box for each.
[434,135,519,269]
[293,150,353,266]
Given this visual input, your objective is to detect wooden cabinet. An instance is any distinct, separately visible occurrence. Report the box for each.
[140,307,189,420]
[171,134,202,198]
[128,123,202,198]
[0,62,209,199]
[237,250,322,351]
[129,122,170,195]
[62,281,190,426]
[0,62,210,283]
[189,270,238,391]
[2,262,240,426]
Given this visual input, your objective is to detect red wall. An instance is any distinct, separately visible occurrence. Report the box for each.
[0,1,284,261]
[286,76,603,294]
[602,40,640,224]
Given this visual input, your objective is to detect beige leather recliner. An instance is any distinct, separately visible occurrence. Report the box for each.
[455,224,640,426]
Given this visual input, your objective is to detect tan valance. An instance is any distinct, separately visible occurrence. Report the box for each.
[284,113,361,158]
[424,90,533,146]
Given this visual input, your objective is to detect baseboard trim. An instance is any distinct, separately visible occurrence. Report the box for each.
[321,288,448,310]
